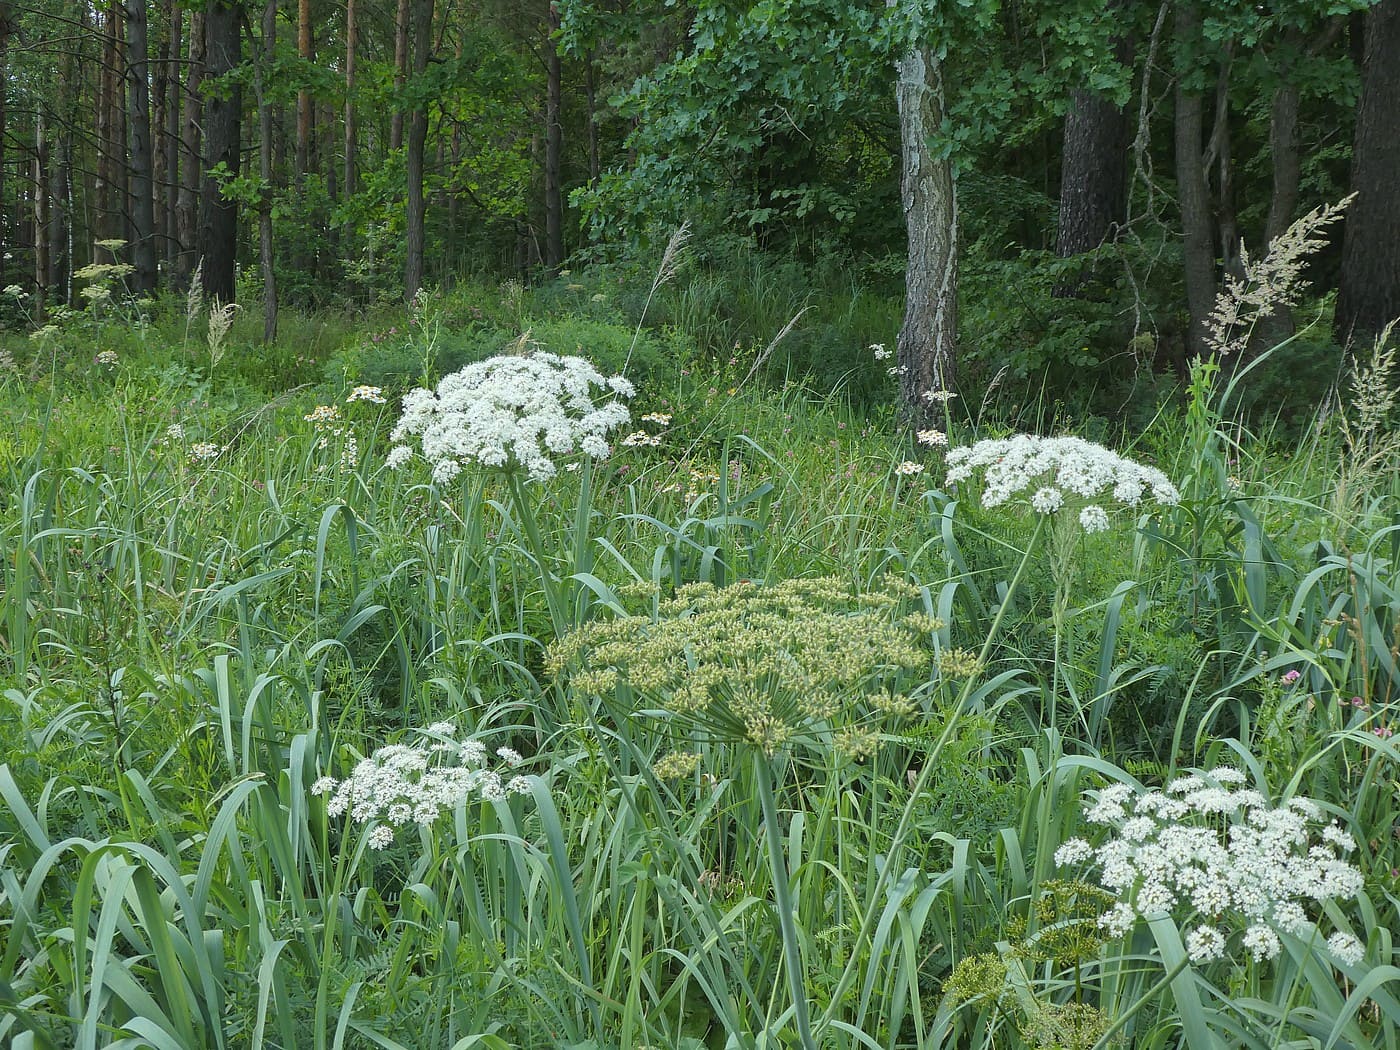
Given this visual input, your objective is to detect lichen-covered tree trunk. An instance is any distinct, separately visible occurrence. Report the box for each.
[1335,0,1400,347]
[895,45,957,423]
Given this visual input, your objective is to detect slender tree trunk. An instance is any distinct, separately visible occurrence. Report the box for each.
[198,1,241,303]
[296,0,313,183]
[895,45,958,420]
[391,0,410,151]
[164,6,181,267]
[544,3,564,271]
[125,0,157,292]
[257,0,277,341]
[1249,41,1303,355]
[34,111,49,315]
[404,0,434,298]
[0,4,11,262]
[1336,0,1400,347]
[344,0,357,196]
[1174,3,1215,359]
[584,51,600,183]
[97,1,120,253]
[153,22,169,263]
[176,9,205,284]
[1209,55,1240,279]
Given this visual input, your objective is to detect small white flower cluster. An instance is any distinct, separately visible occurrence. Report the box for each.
[1055,768,1366,967]
[388,352,633,484]
[346,384,387,404]
[945,434,1179,531]
[312,723,534,850]
[188,442,222,463]
[916,429,947,448]
[895,460,925,476]
[95,350,119,366]
[305,404,359,470]
[870,343,892,361]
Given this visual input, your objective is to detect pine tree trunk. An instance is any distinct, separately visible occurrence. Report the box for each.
[34,111,49,316]
[1174,3,1216,359]
[296,0,313,183]
[584,51,600,183]
[895,45,958,421]
[257,0,277,341]
[404,0,434,298]
[1,4,12,261]
[198,1,241,303]
[176,9,204,284]
[1335,0,1400,347]
[344,0,357,196]
[1054,85,1128,295]
[164,4,181,267]
[125,0,157,292]
[544,3,564,272]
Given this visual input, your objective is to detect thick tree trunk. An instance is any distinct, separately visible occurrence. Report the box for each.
[1174,4,1216,359]
[176,9,205,285]
[895,46,958,420]
[125,0,157,292]
[544,4,564,272]
[1056,87,1128,261]
[1249,55,1302,354]
[344,0,357,196]
[404,0,434,298]
[198,2,241,303]
[1335,0,1400,347]
[257,0,277,342]
[391,0,410,151]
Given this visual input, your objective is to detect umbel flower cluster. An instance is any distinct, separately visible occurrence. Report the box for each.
[944,434,1180,532]
[1054,768,1366,967]
[312,723,533,850]
[547,577,940,762]
[387,352,634,484]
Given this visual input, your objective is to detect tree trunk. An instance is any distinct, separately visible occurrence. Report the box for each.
[1,4,12,263]
[198,1,241,303]
[176,9,205,284]
[1054,83,1129,297]
[153,19,169,264]
[257,0,277,342]
[1335,0,1400,347]
[34,110,49,316]
[125,0,157,292]
[391,0,410,151]
[894,45,958,420]
[404,0,434,299]
[296,0,313,183]
[164,6,181,267]
[1249,45,1303,355]
[544,2,564,271]
[584,51,601,183]
[344,0,357,196]
[1174,3,1215,359]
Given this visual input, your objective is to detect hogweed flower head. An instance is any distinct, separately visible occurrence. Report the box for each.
[314,723,537,849]
[1055,767,1365,967]
[388,352,633,484]
[945,434,1179,530]
[548,576,935,761]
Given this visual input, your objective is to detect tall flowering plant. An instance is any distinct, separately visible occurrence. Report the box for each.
[387,351,634,634]
[943,434,1180,737]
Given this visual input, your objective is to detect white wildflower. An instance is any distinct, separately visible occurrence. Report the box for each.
[870,343,892,361]
[314,726,542,851]
[1328,931,1364,967]
[894,460,925,476]
[347,384,387,404]
[1031,486,1064,513]
[189,442,222,463]
[916,429,947,447]
[944,435,1179,521]
[386,445,414,469]
[389,353,632,483]
[1079,505,1110,532]
[95,350,119,365]
[1059,767,1365,965]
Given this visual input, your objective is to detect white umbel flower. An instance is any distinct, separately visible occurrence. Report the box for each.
[945,435,1180,519]
[388,352,633,483]
[1055,767,1365,967]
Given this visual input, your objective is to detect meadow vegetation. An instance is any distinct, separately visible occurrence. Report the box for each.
[1,254,1399,1049]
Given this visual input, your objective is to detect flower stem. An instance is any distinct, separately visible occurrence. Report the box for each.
[507,471,567,636]
[816,511,1047,1035]
[755,752,818,1050]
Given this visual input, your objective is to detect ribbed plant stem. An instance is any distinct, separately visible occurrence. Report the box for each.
[755,752,818,1050]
